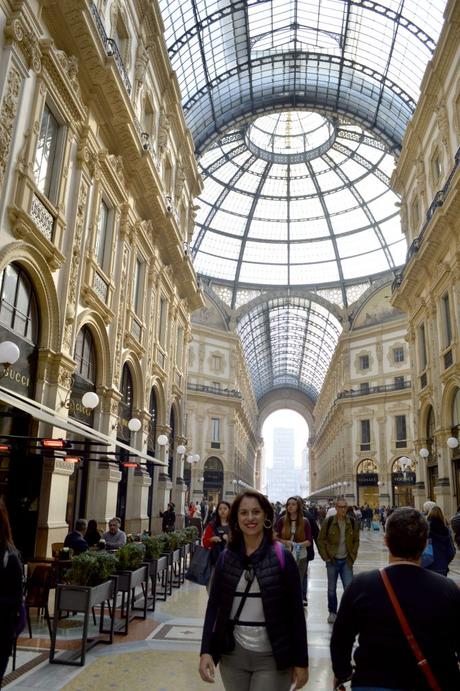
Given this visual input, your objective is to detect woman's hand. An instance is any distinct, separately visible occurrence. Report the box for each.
[292,666,309,689]
[199,654,216,683]
[210,536,221,543]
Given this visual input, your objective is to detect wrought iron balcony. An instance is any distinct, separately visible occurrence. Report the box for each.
[336,380,411,399]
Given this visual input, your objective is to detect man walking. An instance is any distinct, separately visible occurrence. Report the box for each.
[331,507,460,689]
[317,498,360,624]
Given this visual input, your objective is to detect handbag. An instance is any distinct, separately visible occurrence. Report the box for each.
[185,545,212,586]
[421,539,434,568]
[379,568,441,691]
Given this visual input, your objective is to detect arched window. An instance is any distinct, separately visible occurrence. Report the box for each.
[427,406,435,446]
[74,326,96,384]
[0,263,38,343]
[168,407,176,478]
[204,456,224,472]
[452,389,460,431]
[147,388,157,456]
[117,363,133,443]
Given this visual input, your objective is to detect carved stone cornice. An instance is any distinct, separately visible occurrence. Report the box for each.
[5,14,42,74]
[39,40,87,125]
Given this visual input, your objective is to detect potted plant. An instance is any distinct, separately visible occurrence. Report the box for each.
[115,543,149,631]
[50,552,119,666]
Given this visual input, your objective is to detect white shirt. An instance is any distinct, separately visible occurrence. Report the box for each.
[230,572,271,652]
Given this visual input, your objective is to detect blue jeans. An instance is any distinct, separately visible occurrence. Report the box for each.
[326,558,353,613]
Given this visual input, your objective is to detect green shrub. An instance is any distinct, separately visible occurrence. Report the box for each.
[67,552,118,587]
[142,535,163,560]
[184,526,199,543]
[116,542,145,571]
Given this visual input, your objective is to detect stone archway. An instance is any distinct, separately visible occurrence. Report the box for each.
[257,388,314,434]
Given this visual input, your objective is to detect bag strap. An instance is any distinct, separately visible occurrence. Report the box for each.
[379,568,441,691]
[232,570,254,624]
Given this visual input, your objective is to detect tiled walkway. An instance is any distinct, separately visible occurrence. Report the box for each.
[5,531,460,690]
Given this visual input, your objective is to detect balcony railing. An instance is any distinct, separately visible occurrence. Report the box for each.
[392,145,460,293]
[336,380,411,399]
[89,3,131,95]
[187,383,242,399]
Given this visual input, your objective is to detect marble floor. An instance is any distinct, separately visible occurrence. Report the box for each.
[4,531,460,691]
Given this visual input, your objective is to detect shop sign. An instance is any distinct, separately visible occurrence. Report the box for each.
[357,472,378,486]
[0,327,36,397]
[392,471,416,485]
[69,374,95,426]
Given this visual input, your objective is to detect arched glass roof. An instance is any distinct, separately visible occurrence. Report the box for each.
[237,296,342,400]
[159,0,446,154]
[158,0,447,402]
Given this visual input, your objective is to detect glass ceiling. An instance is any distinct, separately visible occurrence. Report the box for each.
[158,0,447,402]
[237,296,342,400]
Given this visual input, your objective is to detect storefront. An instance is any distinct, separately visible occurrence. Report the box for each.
[356,459,379,507]
[203,456,223,505]
[391,457,415,507]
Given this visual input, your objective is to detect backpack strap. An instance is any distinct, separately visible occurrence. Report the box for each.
[274,540,285,570]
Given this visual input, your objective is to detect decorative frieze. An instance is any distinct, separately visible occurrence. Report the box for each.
[0,66,22,193]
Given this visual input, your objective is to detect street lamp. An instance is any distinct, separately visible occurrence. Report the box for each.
[447,437,459,450]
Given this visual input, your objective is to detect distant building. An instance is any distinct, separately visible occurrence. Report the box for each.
[266,428,300,502]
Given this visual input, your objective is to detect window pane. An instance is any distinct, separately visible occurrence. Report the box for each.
[95,201,108,267]
[34,105,59,197]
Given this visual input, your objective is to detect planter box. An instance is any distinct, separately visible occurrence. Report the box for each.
[171,548,182,588]
[50,577,117,667]
[115,565,149,634]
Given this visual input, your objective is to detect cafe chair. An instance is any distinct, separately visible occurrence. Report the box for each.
[25,563,53,639]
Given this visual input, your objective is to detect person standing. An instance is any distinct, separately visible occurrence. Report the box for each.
[330,507,460,690]
[0,499,23,686]
[275,496,312,606]
[199,490,308,690]
[450,505,460,548]
[202,501,230,592]
[317,498,360,624]
[160,503,176,533]
[425,505,456,576]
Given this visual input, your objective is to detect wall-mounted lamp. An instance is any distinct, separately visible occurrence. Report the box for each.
[81,391,100,410]
[127,417,142,432]
[157,434,169,447]
[419,447,430,459]
[186,453,200,464]
[0,340,20,378]
[177,444,186,456]
[447,437,459,450]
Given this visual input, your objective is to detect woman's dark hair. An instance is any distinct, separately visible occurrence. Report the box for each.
[385,507,428,559]
[228,491,274,549]
[214,501,231,527]
[0,498,15,551]
[280,496,305,542]
[85,519,99,534]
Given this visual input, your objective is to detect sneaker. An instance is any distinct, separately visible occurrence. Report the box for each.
[327,612,337,624]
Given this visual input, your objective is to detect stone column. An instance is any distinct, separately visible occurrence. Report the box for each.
[171,435,187,527]
[35,458,75,558]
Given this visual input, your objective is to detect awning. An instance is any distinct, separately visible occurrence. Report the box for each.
[0,385,166,466]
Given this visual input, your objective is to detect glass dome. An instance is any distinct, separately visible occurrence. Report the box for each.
[158,0,447,401]
[192,112,404,307]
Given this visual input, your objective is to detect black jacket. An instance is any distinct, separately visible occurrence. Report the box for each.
[201,538,308,670]
[0,548,23,645]
[64,531,88,555]
[331,564,460,689]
